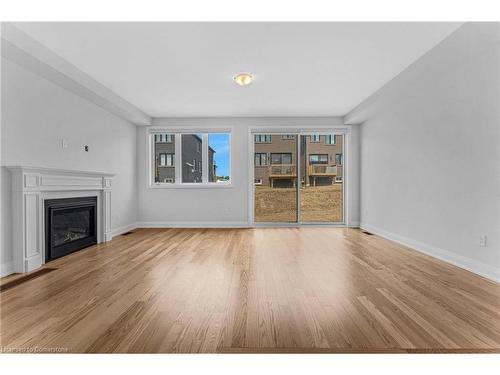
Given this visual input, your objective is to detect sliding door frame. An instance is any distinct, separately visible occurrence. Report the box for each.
[248,126,351,227]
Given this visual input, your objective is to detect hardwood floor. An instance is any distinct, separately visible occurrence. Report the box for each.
[1,228,499,353]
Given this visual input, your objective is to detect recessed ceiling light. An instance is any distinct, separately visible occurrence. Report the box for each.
[233,73,253,86]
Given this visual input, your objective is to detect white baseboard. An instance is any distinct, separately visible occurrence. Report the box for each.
[139,221,250,228]
[360,222,500,283]
[110,222,140,238]
[1,261,14,277]
[138,221,358,229]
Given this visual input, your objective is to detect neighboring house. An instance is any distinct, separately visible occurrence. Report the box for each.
[254,134,343,188]
[155,134,216,183]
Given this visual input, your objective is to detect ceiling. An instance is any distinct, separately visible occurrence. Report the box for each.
[13,22,462,118]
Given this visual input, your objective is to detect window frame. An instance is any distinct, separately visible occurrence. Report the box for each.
[325,135,336,145]
[255,134,272,143]
[310,134,321,143]
[155,133,175,143]
[270,152,293,165]
[254,152,268,167]
[158,153,167,166]
[159,153,175,167]
[309,154,329,164]
[149,129,232,189]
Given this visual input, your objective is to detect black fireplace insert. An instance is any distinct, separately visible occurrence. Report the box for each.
[44,196,97,262]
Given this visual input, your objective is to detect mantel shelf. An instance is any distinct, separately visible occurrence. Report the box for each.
[4,165,115,177]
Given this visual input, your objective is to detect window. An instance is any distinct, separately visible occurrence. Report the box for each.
[159,153,166,166]
[255,134,272,143]
[309,154,328,164]
[271,153,292,165]
[254,179,263,185]
[155,133,174,143]
[310,134,320,142]
[167,154,175,166]
[158,153,175,167]
[153,133,175,183]
[152,131,231,186]
[181,134,203,183]
[209,133,230,183]
[281,134,295,140]
[335,176,343,183]
[254,153,268,166]
[335,153,343,165]
[325,135,336,145]
[161,153,174,166]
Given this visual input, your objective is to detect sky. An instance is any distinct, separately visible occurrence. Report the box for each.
[208,133,229,176]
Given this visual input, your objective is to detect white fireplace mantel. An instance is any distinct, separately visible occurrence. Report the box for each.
[6,166,114,273]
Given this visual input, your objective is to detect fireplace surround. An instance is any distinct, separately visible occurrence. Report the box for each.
[6,166,114,273]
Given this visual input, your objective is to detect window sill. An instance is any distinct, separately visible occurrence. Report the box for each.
[148,183,234,189]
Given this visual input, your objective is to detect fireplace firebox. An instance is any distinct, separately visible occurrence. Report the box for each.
[44,196,97,262]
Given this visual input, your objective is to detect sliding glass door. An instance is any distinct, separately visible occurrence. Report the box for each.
[254,134,298,222]
[299,134,344,222]
[253,132,344,224]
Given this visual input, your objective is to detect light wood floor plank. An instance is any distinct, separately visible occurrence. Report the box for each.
[1,228,499,353]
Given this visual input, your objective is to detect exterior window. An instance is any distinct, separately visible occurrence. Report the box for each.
[255,134,272,143]
[254,179,263,185]
[271,153,292,165]
[254,153,268,166]
[156,133,173,143]
[208,133,230,183]
[309,154,328,164]
[325,135,336,145]
[335,153,343,165]
[281,134,295,140]
[152,132,230,185]
[157,153,175,166]
[159,153,174,166]
[310,134,320,142]
[159,153,166,166]
[154,134,175,183]
[181,134,203,183]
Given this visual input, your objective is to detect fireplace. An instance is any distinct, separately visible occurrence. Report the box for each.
[44,196,98,262]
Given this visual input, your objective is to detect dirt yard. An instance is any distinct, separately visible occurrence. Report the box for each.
[254,184,343,222]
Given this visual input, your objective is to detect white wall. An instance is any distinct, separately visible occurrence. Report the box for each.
[137,117,360,227]
[345,23,500,281]
[1,58,138,275]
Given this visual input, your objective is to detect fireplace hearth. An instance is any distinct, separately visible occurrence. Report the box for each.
[45,196,97,262]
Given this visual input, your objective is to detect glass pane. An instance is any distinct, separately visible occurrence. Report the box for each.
[182,134,203,183]
[271,154,281,164]
[154,133,175,183]
[208,133,230,183]
[299,134,343,222]
[52,208,90,246]
[254,134,298,222]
